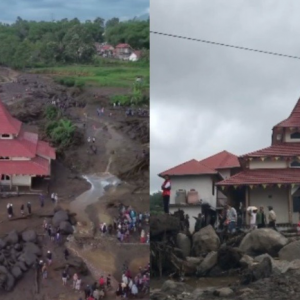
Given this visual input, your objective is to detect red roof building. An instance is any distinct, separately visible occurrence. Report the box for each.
[217,97,300,224]
[158,151,240,230]
[0,100,55,190]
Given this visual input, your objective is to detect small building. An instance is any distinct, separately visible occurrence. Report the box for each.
[129,51,142,62]
[158,151,240,231]
[0,101,55,191]
[115,43,133,60]
[217,98,300,225]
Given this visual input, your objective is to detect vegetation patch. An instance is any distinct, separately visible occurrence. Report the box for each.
[43,106,83,154]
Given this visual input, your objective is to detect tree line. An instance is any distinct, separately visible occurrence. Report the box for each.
[0,17,149,69]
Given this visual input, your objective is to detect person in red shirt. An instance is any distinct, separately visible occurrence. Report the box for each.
[161,175,171,214]
[99,275,105,288]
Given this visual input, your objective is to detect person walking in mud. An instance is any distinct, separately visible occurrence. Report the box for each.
[268,206,277,230]
[225,204,237,234]
[27,202,32,214]
[20,204,24,216]
[256,206,266,228]
[39,194,44,208]
[161,175,171,214]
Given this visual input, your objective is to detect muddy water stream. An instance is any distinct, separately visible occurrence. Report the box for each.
[69,173,120,224]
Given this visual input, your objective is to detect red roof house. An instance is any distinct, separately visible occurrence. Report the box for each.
[158,151,240,227]
[217,97,300,224]
[0,100,55,190]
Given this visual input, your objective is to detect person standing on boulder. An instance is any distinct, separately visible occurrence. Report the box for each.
[256,206,266,228]
[225,204,237,234]
[161,175,171,214]
[268,206,277,230]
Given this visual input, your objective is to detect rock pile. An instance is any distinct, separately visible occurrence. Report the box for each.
[0,229,41,291]
[52,210,74,235]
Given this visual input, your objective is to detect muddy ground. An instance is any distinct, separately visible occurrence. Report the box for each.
[0,67,149,299]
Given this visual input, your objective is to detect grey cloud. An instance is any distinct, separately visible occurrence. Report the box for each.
[0,0,149,23]
[150,0,300,192]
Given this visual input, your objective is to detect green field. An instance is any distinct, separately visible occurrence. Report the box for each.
[30,62,149,88]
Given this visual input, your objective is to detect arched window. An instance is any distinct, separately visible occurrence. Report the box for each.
[291,161,300,167]
[291,132,300,139]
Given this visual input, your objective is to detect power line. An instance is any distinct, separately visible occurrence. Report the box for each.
[150,31,300,61]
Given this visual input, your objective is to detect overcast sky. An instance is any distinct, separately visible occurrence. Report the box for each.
[0,0,149,23]
[150,0,300,193]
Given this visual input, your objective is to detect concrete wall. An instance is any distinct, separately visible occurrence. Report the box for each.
[249,187,288,223]
[284,130,300,142]
[170,175,216,207]
[12,175,31,186]
[249,160,287,169]
[170,206,202,233]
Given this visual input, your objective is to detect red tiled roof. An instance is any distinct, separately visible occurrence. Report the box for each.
[0,130,38,158]
[116,43,130,48]
[101,45,114,50]
[159,159,217,177]
[274,98,300,128]
[199,150,240,170]
[0,101,21,135]
[0,157,50,175]
[216,168,300,185]
[37,141,56,159]
[241,143,300,157]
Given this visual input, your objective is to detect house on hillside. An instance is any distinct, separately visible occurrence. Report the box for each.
[95,43,114,57]
[115,43,133,60]
[159,151,240,231]
[217,98,300,225]
[0,101,55,191]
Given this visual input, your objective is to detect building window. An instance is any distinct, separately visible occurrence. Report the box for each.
[276,134,282,140]
[1,175,10,181]
[291,132,300,139]
[212,180,215,196]
[1,134,10,138]
[0,157,9,160]
[290,161,300,168]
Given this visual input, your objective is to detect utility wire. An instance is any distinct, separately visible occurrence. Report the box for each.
[150,31,300,60]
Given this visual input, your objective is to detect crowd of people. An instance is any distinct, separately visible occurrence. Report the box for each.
[115,263,150,298]
[98,206,150,243]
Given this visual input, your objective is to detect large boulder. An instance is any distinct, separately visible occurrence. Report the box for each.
[196,251,218,276]
[0,239,7,250]
[279,240,300,261]
[192,225,220,255]
[182,257,204,275]
[241,256,272,285]
[23,242,41,256]
[18,251,37,267]
[150,215,181,237]
[21,230,37,243]
[5,230,19,245]
[59,221,74,235]
[160,280,193,295]
[239,229,288,256]
[11,266,22,280]
[218,246,242,270]
[52,210,69,227]
[176,233,191,257]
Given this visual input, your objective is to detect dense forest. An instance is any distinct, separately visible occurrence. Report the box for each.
[0,17,149,68]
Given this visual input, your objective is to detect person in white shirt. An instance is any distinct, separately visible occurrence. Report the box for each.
[249,209,257,230]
